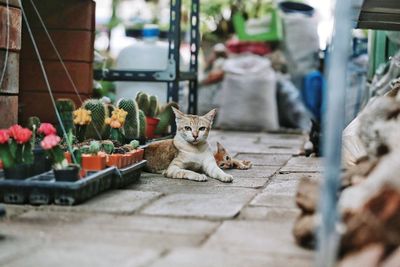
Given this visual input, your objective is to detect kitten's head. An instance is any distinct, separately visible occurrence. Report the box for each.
[214,142,233,169]
[172,107,216,145]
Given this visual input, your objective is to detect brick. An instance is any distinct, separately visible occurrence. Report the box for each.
[0,50,19,94]
[0,95,17,128]
[19,91,90,124]
[21,29,94,62]
[0,5,21,51]
[22,0,95,31]
[20,60,93,94]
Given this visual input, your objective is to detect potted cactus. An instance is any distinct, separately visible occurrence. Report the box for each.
[136,92,160,139]
[102,140,122,168]
[27,118,52,176]
[41,133,80,182]
[117,98,140,143]
[81,140,107,171]
[0,125,34,179]
[73,107,92,142]
[82,99,108,140]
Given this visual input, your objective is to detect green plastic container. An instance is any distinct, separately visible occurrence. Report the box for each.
[233,9,283,42]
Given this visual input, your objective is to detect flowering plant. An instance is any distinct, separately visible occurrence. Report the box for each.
[73,108,92,142]
[41,134,68,170]
[105,108,127,143]
[0,125,34,169]
[38,123,57,136]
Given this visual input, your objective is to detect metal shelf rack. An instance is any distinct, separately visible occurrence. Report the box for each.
[94,0,200,116]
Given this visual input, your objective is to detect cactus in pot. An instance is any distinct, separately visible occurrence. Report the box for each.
[117,98,140,141]
[82,99,108,140]
[56,98,76,135]
[138,110,147,140]
[155,102,179,135]
[101,140,115,154]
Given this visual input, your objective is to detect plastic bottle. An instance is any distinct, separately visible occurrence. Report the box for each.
[115,24,187,103]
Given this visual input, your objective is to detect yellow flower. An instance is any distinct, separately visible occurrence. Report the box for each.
[105,108,127,129]
[73,108,92,125]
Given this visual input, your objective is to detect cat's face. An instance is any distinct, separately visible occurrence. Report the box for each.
[214,142,233,169]
[172,107,216,145]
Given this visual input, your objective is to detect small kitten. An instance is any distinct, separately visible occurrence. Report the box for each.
[144,108,233,183]
[214,142,252,170]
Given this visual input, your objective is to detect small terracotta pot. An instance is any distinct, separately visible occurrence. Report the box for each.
[146,117,160,139]
[137,149,144,161]
[64,152,72,164]
[107,154,122,168]
[81,154,107,171]
[122,154,131,167]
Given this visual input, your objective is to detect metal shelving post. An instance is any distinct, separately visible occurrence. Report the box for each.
[94,0,200,132]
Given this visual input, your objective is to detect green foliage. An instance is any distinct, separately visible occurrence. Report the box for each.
[148,95,159,117]
[137,93,150,116]
[83,99,108,140]
[79,145,91,155]
[89,141,101,155]
[155,102,179,135]
[118,98,139,140]
[109,128,125,144]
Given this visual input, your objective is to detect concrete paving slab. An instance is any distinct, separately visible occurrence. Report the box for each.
[38,190,162,215]
[7,242,162,267]
[238,206,300,222]
[150,248,312,267]
[203,220,313,258]
[235,153,292,166]
[142,189,257,219]
[250,193,297,209]
[280,157,324,173]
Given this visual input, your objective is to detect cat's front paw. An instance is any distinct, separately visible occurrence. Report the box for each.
[218,174,233,183]
[189,173,208,182]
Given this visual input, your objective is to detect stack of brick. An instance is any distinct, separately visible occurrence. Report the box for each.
[0,0,21,128]
[19,0,95,124]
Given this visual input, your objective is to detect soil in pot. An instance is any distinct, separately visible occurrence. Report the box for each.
[146,117,160,139]
[53,165,80,182]
[4,164,31,180]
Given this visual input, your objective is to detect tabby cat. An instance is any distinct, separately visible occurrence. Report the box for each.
[214,142,252,170]
[144,108,233,183]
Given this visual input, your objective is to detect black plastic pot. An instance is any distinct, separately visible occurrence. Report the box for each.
[279,1,315,17]
[32,146,52,176]
[3,164,30,180]
[53,165,80,182]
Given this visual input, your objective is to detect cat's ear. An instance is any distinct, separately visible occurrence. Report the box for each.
[203,109,217,122]
[172,107,185,120]
[217,142,226,153]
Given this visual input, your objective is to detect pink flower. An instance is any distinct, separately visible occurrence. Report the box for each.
[8,125,32,144]
[41,134,61,150]
[0,130,9,144]
[38,123,57,136]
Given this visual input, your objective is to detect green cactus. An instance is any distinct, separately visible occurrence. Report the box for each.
[130,140,140,149]
[89,140,101,155]
[101,140,115,154]
[118,98,139,140]
[109,128,125,144]
[138,110,147,140]
[79,145,91,155]
[83,99,108,140]
[102,104,115,140]
[137,93,150,116]
[135,91,144,103]
[148,95,159,117]
[155,102,179,135]
[56,98,76,134]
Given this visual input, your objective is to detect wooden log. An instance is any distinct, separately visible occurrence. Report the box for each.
[0,50,19,94]
[0,95,18,128]
[0,5,21,51]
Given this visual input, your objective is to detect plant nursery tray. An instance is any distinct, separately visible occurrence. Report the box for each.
[0,167,116,206]
[112,160,146,189]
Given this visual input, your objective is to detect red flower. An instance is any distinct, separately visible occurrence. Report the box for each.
[41,134,61,150]
[0,130,9,144]
[8,125,32,144]
[38,123,57,136]
[8,124,23,140]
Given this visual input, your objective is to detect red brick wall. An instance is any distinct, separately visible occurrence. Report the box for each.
[19,0,96,124]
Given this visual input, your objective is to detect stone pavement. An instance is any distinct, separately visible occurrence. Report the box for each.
[0,131,323,267]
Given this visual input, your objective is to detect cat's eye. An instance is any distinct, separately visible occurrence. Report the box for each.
[184,126,192,131]
[225,156,230,161]
[199,127,206,131]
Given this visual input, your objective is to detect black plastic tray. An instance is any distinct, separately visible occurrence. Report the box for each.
[112,160,147,189]
[0,168,116,206]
